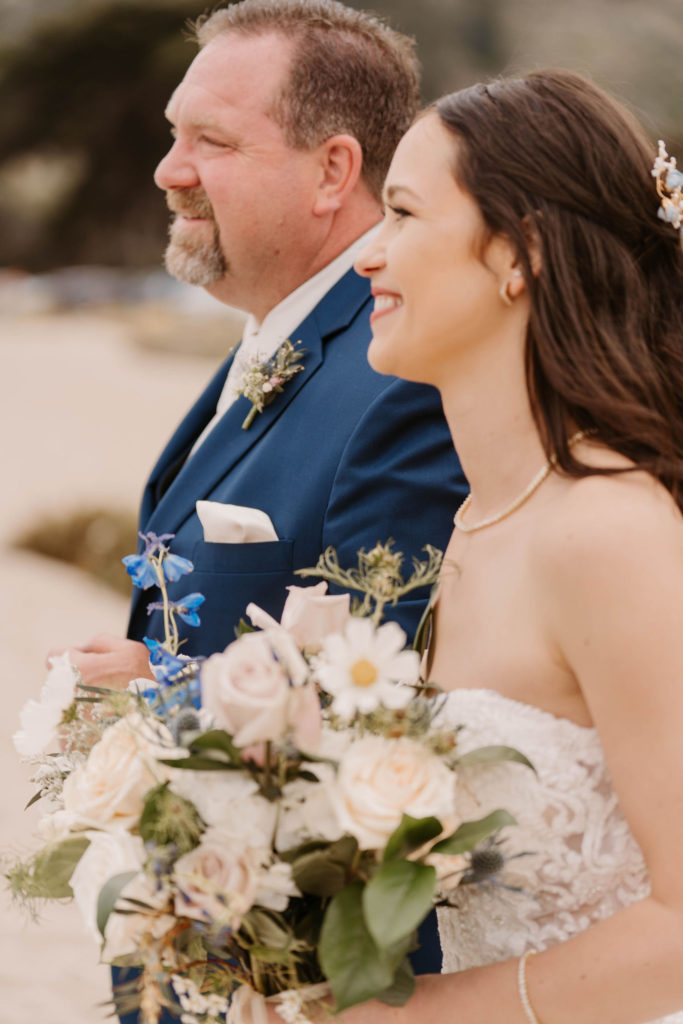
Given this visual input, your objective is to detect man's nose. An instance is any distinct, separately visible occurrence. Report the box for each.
[154,141,200,192]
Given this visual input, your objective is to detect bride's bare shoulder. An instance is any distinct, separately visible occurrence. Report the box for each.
[531,443,683,583]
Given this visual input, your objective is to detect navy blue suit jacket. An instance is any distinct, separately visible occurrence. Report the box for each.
[115,270,467,1022]
[129,268,466,652]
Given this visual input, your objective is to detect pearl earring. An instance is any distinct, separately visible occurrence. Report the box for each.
[499,269,523,307]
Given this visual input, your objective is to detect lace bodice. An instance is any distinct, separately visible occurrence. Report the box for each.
[435,689,683,1024]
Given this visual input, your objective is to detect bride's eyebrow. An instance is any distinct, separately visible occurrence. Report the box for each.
[383,184,421,205]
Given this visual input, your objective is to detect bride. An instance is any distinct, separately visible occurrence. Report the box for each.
[348,70,683,1023]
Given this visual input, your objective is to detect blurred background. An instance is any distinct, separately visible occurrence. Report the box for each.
[1,1,682,1021]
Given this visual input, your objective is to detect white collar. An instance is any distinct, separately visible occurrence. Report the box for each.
[239,223,380,358]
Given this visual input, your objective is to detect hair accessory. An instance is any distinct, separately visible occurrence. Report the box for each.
[652,140,683,236]
[518,950,543,1024]
[454,430,585,533]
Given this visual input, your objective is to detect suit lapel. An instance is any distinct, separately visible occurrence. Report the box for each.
[144,268,371,537]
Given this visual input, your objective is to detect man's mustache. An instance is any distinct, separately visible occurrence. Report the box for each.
[165,187,216,221]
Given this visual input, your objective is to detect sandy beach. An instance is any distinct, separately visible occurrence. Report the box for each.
[1,310,218,1023]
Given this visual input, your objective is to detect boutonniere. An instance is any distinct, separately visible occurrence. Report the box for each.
[235,339,306,430]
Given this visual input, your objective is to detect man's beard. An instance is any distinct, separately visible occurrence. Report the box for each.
[163,187,227,287]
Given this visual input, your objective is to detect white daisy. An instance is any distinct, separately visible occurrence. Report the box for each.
[314,618,420,719]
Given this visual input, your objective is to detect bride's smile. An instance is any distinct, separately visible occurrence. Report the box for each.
[355,113,527,389]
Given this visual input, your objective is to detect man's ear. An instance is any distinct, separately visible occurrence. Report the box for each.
[312,134,364,216]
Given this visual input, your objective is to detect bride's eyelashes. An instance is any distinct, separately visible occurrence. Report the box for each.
[385,203,412,221]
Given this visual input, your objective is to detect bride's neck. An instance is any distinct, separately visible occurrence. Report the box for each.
[439,341,548,518]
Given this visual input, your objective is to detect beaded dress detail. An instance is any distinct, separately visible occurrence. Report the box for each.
[435,689,683,1024]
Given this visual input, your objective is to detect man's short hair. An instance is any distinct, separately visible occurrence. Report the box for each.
[194,0,420,200]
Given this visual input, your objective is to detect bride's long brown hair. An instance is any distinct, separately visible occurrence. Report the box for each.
[435,70,683,510]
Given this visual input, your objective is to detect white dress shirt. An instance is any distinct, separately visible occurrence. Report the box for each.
[191,224,379,452]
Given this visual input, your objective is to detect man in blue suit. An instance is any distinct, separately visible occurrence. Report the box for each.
[63,1,467,1016]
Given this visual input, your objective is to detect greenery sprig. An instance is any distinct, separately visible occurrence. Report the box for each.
[297,540,443,626]
[236,340,306,430]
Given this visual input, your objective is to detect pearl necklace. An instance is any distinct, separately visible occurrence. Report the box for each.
[454,431,586,533]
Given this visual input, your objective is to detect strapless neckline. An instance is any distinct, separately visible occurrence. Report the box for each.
[432,685,683,1022]
[437,686,597,734]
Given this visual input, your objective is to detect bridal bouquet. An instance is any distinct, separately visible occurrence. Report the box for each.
[7,535,530,1024]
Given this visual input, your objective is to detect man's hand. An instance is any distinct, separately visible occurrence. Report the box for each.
[47,635,154,691]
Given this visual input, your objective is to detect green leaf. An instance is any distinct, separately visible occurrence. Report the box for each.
[158,755,242,772]
[431,809,517,855]
[30,836,91,898]
[24,790,43,810]
[412,582,439,656]
[320,882,397,1012]
[190,730,241,761]
[75,683,125,696]
[235,618,256,637]
[458,745,535,772]
[291,836,358,897]
[363,861,436,949]
[97,871,140,937]
[377,959,415,1006]
[383,814,444,862]
[138,781,204,853]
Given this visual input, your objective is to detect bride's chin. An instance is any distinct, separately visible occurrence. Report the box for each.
[368,337,400,377]
[368,338,428,385]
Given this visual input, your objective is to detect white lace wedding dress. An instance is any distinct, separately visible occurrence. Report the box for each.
[435,688,683,1024]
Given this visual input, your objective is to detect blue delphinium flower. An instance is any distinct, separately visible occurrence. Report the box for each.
[173,592,205,626]
[122,553,158,590]
[144,638,192,684]
[147,593,205,628]
[142,639,202,711]
[162,553,194,582]
[122,532,194,590]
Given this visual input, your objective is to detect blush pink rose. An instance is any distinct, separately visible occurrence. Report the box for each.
[201,633,291,746]
[247,582,351,654]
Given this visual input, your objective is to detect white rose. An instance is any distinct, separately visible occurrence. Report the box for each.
[37,808,72,844]
[332,736,458,850]
[201,633,292,746]
[69,830,173,960]
[173,829,266,929]
[170,771,277,844]
[255,860,299,912]
[62,714,174,829]
[276,768,344,851]
[13,652,78,757]
[248,583,351,654]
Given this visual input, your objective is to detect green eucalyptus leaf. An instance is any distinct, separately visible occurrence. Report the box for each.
[431,809,517,855]
[292,836,358,897]
[97,871,142,937]
[244,909,292,949]
[190,730,241,760]
[377,959,415,1006]
[158,756,241,772]
[383,814,443,862]
[363,861,436,949]
[458,745,535,772]
[30,835,91,899]
[320,882,397,1012]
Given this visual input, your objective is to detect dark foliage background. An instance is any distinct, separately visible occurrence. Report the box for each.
[0,0,681,272]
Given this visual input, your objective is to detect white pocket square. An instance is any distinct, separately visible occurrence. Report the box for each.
[196,501,279,543]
